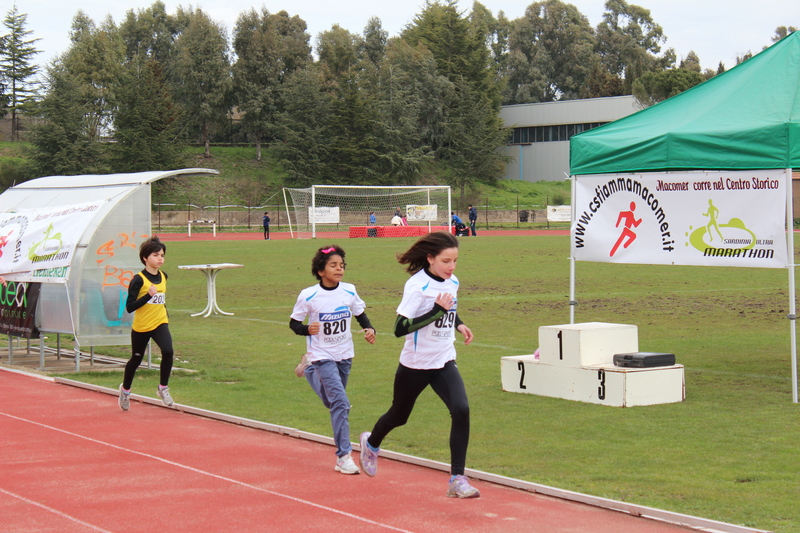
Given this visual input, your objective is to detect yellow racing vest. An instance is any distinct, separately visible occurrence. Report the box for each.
[131,271,168,332]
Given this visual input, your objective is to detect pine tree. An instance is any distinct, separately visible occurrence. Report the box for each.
[274,66,333,186]
[232,8,311,161]
[401,1,508,188]
[111,58,185,172]
[28,63,107,176]
[0,5,42,141]
[171,8,232,158]
[61,11,124,141]
[402,0,497,103]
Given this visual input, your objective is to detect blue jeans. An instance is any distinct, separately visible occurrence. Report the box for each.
[305,359,353,456]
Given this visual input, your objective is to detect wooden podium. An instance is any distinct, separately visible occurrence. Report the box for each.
[501,322,684,407]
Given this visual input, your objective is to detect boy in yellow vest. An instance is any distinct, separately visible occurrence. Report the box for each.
[118,236,175,411]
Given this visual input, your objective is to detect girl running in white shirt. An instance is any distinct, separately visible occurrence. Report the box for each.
[359,231,479,498]
[290,245,376,474]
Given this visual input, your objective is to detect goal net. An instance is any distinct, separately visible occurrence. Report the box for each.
[283,185,452,239]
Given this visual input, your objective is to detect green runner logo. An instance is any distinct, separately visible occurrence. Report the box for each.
[686,200,757,253]
[28,223,65,262]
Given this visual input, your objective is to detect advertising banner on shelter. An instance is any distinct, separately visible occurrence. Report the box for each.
[571,170,788,268]
[0,281,40,338]
[0,201,106,282]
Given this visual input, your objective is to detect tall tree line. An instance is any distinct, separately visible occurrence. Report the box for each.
[1,0,795,193]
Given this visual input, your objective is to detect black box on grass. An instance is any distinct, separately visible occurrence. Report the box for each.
[613,352,676,368]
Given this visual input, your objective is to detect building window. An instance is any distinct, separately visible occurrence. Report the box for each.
[507,122,608,145]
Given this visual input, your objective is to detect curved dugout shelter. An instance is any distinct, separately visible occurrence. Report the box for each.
[0,169,218,355]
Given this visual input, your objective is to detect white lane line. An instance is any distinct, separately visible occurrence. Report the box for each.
[0,487,113,533]
[0,412,413,533]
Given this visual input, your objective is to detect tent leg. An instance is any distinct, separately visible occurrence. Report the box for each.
[569,174,577,324]
[39,333,45,370]
[785,168,798,403]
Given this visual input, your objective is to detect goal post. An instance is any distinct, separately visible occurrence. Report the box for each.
[283,185,452,239]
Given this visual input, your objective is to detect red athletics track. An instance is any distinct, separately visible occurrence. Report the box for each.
[3,230,760,533]
[158,229,570,242]
[2,369,759,533]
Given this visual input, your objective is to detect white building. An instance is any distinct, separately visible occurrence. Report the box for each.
[499,95,641,182]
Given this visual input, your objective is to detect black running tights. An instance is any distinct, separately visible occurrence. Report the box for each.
[368,360,470,476]
[123,323,174,390]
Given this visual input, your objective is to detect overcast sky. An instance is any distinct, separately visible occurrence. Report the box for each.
[20,0,798,72]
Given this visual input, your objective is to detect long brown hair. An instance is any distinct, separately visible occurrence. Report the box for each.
[397,231,458,274]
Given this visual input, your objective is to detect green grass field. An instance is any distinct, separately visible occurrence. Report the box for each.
[57,235,800,532]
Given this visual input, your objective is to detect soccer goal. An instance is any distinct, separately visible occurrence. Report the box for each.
[282,185,452,239]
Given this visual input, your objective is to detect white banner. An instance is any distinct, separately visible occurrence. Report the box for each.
[309,206,340,224]
[547,205,571,222]
[406,205,438,222]
[0,201,106,282]
[571,170,788,268]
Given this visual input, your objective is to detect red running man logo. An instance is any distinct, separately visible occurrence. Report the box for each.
[0,230,13,258]
[610,202,642,257]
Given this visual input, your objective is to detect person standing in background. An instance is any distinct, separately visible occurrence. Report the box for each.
[468,205,478,237]
[262,212,271,240]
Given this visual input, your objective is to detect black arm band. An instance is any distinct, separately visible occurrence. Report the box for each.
[355,313,375,332]
[289,318,310,336]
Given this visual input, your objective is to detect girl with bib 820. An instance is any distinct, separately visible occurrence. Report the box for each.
[290,245,376,475]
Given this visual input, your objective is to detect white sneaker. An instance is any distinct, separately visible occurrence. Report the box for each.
[157,386,174,406]
[447,475,480,498]
[359,432,379,476]
[118,384,130,411]
[334,453,361,475]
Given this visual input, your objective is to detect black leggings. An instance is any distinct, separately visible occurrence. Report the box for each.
[123,323,174,389]
[368,360,470,476]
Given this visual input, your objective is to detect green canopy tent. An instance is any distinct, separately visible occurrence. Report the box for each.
[570,32,800,175]
[568,31,800,402]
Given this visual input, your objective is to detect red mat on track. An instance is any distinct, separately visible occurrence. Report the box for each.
[0,370,692,533]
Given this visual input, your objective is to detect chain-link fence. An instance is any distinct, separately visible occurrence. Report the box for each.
[150,203,569,233]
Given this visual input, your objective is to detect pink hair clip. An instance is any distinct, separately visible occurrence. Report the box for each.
[321,247,337,254]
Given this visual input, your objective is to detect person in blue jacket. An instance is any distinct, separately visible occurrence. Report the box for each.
[468,205,478,236]
[262,212,271,240]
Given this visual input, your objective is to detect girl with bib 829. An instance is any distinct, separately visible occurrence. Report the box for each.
[359,231,480,498]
